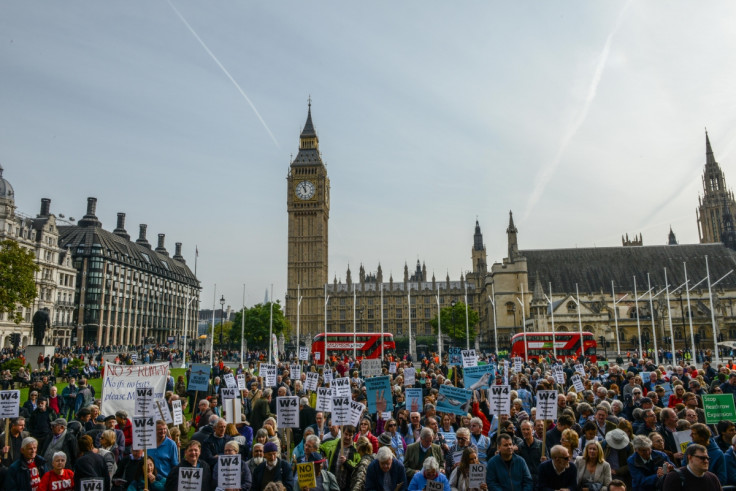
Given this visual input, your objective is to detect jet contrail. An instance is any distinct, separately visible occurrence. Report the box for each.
[522,0,633,222]
[165,0,279,147]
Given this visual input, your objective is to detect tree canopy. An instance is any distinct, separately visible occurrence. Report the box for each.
[430,301,479,345]
[0,240,39,324]
[229,301,290,349]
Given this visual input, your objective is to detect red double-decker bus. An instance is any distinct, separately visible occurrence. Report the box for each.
[311,332,395,364]
[510,332,597,363]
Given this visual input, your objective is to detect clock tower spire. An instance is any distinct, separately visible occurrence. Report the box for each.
[286,101,330,343]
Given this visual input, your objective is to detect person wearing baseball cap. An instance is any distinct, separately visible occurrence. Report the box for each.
[40,418,78,468]
[252,441,293,491]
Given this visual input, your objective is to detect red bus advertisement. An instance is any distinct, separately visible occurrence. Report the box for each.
[510,332,597,363]
[311,332,395,364]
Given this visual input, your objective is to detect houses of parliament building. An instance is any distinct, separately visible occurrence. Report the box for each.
[285,105,736,355]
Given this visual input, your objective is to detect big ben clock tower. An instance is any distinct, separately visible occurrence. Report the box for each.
[286,102,330,342]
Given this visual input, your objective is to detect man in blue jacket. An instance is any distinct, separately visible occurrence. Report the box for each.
[365,446,407,491]
[627,435,673,491]
[486,433,532,491]
[725,433,736,486]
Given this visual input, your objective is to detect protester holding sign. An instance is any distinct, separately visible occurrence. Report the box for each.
[211,440,252,491]
[126,456,166,491]
[73,435,110,491]
[448,447,488,491]
[165,440,213,491]
[38,451,74,491]
[407,457,449,491]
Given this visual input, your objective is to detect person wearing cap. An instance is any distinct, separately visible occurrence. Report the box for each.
[40,418,78,469]
[115,410,133,455]
[212,440,253,491]
[29,397,58,446]
[604,429,633,490]
[165,440,213,491]
[95,414,125,457]
[252,441,293,491]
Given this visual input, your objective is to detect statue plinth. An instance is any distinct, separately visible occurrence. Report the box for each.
[25,345,55,367]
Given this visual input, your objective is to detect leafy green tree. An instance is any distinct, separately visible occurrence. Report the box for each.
[208,320,233,347]
[430,301,479,345]
[230,301,290,349]
[0,240,39,323]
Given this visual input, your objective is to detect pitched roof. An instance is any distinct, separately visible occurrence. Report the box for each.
[59,225,199,287]
[522,243,736,294]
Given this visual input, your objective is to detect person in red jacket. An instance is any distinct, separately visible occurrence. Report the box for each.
[115,410,133,453]
[39,452,74,491]
[354,418,379,453]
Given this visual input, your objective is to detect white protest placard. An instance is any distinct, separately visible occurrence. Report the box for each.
[172,400,183,425]
[155,400,173,425]
[323,371,333,384]
[404,367,416,386]
[331,397,351,425]
[361,359,382,377]
[305,372,319,392]
[381,411,392,420]
[290,364,302,381]
[134,387,155,417]
[299,346,309,361]
[0,390,20,417]
[488,385,511,416]
[462,349,478,368]
[217,454,241,489]
[277,396,299,428]
[236,374,247,391]
[260,364,277,386]
[349,400,366,428]
[536,390,558,421]
[316,387,332,412]
[571,375,585,393]
[101,363,169,419]
[179,466,204,491]
[574,364,586,377]
[224,373,237,388]
[132,416,157,450]
[674,430,692,453]
[79,478,104,491]
[469,464,486,488]
[513,357,523,373]
[553,366,565,385]
[332,377,351,397]
[426,481,443,491]
[221,388,237,400]
[389,362,397,374]
[502,360,509,384]
[223,397,241,425]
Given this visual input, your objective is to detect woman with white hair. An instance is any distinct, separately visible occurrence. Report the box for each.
[39,451,73,491]
[408,457,450,491]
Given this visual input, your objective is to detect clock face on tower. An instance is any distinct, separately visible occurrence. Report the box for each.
[295,180,316,200]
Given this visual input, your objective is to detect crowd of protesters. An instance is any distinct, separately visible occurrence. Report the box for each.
[2,347,736,491]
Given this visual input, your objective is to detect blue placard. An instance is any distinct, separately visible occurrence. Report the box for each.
[437,385,472,416]
[463,364,495,390]
[405,388,423,413]
[365,376,394,414]
[188,364,211,392]
[449,348,463,366]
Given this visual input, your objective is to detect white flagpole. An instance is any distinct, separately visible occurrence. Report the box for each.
[296,284,302,353]
[576,283,583,360]
[436,285,442,361]
[684,263,697,360]
[611,281,620,355]
[380,283,384,360]
[353,284,357,360]
[705,255,720,365]
[464,282,470,350]
[269,284,274,364]
[489,284,498,355]
[634,277,643,358]
[209,284,216,367]
[647,273,660,366]
[408,287,413,361]
[240,284,245,366]
[664,268,676,364]
[324,284,330,364]
[517,285,527,362]
[549,283,557,361]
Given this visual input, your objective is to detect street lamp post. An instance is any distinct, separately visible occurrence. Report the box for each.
[219,295,225,351]
[451,300,456,350]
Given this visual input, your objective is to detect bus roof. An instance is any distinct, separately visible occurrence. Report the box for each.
[313,332,394,339]
[510,332,595,339]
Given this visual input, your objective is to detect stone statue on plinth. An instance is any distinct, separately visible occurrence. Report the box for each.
[32,308,51,345]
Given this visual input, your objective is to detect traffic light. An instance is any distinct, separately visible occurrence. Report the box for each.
[10,333,20,348]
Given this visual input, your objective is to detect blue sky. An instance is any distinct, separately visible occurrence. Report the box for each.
[2,1,736,310]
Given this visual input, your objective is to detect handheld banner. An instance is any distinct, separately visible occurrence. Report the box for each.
[464,365,494,391]
[172,399,183,425]
[331,397,351,425]
[132,416,156,450]
[316,387,332,412]
[461,349,478,368]
[365,376,393,413]
[102,363,168,419]
[297,462,316,489]
[277,396,299,428]
[536,390,558,421]
[332,377,351,397]
[223,373,237,388]
[404,367,416,386]
[0,390,20,417]
[134,387,155,417]
[405,388,423,413]
[290,364,302,381]
[178,466,203,491]
[305,372,319,392]
[436,385,472,416]
[361,359,382,377]
[488,385,511,416]
[237,374,247,391]
[299,346,309,361]
[187,364,211,392]
[217,454,241,489]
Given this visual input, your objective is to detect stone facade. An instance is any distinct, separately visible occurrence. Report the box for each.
[0,167,77,347]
